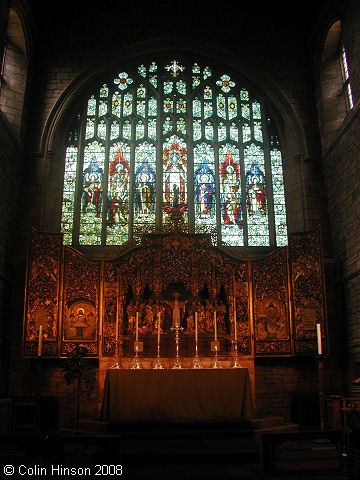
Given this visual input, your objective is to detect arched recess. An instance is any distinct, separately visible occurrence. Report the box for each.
[40,38,310,244]
[317,19,349,151]
[0,2,31,138]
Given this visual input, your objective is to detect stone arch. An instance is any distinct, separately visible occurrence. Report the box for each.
[0,2,32,138]
[316,19,349,151]
[40,38,310,236]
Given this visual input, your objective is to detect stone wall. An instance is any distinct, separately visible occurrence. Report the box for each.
[311,2,360,392]
[1,0,353,427]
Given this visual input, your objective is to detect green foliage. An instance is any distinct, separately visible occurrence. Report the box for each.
[63,345,96,398]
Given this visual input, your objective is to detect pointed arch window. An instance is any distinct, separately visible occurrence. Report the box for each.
[61,59,288,247]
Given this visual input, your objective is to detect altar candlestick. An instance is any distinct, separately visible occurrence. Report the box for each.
[214,311,217,341]
[317,323,322,355]
[157,312,161,342]
[195,312,198,342]
[136,312,139,341]
[38,325,43,357]
[115,312,119,342]
[234,298,237,341]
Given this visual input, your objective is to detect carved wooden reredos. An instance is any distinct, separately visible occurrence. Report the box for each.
[23,228,327,358]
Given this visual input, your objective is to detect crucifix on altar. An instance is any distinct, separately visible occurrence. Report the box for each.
[165,292,188,329]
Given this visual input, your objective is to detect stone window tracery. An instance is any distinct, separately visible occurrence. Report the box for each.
[61,58,288,247]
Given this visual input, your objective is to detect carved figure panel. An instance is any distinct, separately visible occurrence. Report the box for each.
[233,263,251,353]
[102,263,118,356]
[23,229,62,357]
[61,247,100,356]
[253,248,291,354]
[289,228,326,354]
[63,300,97,340]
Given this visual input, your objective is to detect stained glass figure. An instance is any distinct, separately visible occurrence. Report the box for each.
[134,143,156,228]
[80,142,105,245]
[133,144,157,242]
[246,162,266,217]
[194,143,216,239]
[244,144,269,246]
[163,135,187,220]
[61,146,78,245]
[271,148,287,246]
[219,147,243,246]
[106,145,130,245]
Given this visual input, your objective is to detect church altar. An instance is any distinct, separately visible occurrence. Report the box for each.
[100,368,254,420]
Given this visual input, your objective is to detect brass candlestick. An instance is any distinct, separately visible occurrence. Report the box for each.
[154,338,163,369]
[171,324,183,369]
[111,339,122,369]
[131,341,143,369]
[232,339,242,368]
[193,338,202,369]
[211,340,221,369]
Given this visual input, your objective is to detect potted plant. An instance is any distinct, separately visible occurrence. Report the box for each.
[63,345,96,433]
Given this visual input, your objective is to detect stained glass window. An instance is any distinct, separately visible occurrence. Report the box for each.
[133,142,157,242]
[163,135,188,223]
[219,146,243,246]
[194,143,216,242]
[61,59,288,248]
[340,44,354,109]
[106,144,131,245]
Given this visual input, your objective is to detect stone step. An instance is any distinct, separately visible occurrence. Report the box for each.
[251,415,286,429]
[78,416,254,437]
[61,436,261,465]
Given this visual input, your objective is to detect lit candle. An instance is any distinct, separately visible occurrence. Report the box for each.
[115,312,119,342]
[38,325,43,357]
[234,298,237,342]
[316,323,322,355]
[214,310,217,342]
[195,312,198,343]
[136,312,139,342]
[157,312,161,342]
